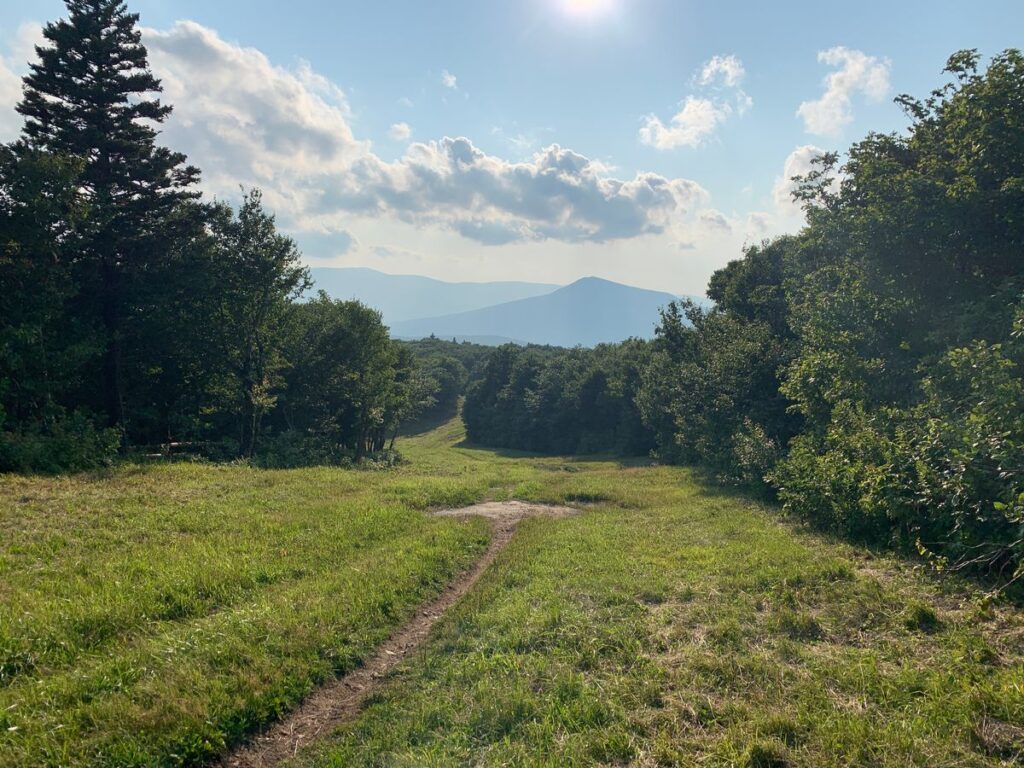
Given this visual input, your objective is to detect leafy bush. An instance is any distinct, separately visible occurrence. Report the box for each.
[0,411,120,474]
[253,430,352,469]
[356,449,404,470]
[732,418,782,489]
[898,334,1024,577]
[253,430,404,470]
[774,321,1024,581]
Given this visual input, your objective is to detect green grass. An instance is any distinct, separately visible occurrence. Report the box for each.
[2,415,1023,766]
[0,453,490,766]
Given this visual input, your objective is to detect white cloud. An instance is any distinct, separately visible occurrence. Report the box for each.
[773,144,828,212]
[388,122,412,141]
[0,23,45,141]
[138,23,708,246]
[797,47,891,136]
[0,20,713,257]
[640,97,727,150]
[698,208,732,233]
[641,54,750,150]
[441,69,457,89]
[319,139,707,244]
[745,212,771,236]
[144,20,366,213]
[0,57,20,141]
[699,54,745,88]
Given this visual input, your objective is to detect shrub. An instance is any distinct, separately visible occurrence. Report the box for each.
[732,418,782,489]
[771,401,901,542]
[0,410,120,474]
[253,430,352,469]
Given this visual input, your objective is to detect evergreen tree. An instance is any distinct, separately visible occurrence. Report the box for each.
[17,0,199,429]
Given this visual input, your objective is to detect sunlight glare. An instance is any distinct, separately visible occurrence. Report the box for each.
[561,0,616,19]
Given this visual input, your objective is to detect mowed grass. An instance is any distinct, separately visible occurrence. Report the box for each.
[302,419,1024,767]
[0,451,492,766]
[3,417,1024,767]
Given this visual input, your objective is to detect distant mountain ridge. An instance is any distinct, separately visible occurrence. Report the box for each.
[311,268,706,348]
[310,267,558,323]
[391,277,690,347]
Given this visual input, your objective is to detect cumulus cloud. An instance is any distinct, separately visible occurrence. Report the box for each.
[745,212,771,236]
[0,20,708,249]
[641,54,750,149]
[640,97,727,150]
[441,69,457,89]
[140,22,707,245]
[144,21,366,194]
[797,47,890,136]
[698,208,732,233]
[388,122,412,141]
[0,22,45,141]
[319,139,707,243]
[773,144,828,213]
[699,54,745,88]
[0,57,20,141]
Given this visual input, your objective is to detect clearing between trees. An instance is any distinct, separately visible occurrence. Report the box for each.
[1,416,1022,767]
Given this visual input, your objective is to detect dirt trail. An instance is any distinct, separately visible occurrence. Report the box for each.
[219,500,577,768]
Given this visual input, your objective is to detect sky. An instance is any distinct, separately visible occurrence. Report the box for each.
[1,1,1021,295]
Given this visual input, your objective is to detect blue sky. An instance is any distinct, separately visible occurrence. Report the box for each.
[1,1,1021,294]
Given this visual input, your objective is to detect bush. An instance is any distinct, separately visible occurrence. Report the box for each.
[253,430,352,469]
[253,430,404,470]
[356,449,404,470]
[773,325,1024,582]
[897,337,1024,578]
[732,418,782,489]
[771,401,901,542]
[0,411,120,474]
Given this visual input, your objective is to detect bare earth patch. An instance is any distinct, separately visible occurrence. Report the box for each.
[219,500,577,768]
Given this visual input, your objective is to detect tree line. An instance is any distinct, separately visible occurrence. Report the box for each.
[0,0,451,471]
[463,341,653,456]
[465,50,1024,583]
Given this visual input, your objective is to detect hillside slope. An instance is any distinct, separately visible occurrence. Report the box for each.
[310,267,559,324]
[390,276,690,347]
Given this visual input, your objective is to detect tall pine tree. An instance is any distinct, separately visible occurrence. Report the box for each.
[17,0,199,430]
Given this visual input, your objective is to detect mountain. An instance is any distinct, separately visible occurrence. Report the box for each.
[390,276,694,347]
[309,267,559,324]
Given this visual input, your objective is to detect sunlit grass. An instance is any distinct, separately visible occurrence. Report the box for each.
[2,416,1023,766]
[0,459,490,766]
[306,422,1024,767]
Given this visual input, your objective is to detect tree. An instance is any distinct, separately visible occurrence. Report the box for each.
[0,144,99,426]
[210,191,309,457]
[280,294,394,454]
[17,0,199,429]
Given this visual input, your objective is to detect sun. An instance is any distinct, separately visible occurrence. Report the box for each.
[561,0,616,18]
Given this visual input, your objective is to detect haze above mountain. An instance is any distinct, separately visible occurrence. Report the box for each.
[311,268,705,347]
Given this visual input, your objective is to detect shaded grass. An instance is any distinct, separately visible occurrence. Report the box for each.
[3,414,1024,766]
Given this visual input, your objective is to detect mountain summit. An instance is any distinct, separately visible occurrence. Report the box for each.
[389,276,687,347]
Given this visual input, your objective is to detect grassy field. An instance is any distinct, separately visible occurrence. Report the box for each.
[2,417,1023,766]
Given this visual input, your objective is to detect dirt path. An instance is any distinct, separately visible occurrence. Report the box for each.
[219,501,577,768]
